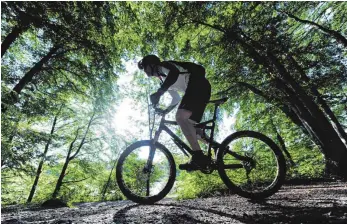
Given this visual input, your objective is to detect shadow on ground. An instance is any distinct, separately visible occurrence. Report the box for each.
[113,197,347,224]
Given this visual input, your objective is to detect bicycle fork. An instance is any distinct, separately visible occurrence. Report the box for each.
[142,129,162,196]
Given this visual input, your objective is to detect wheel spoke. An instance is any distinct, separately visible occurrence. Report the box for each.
[223,164,244,169]
[217,132,285,199]
[116,141,176,204]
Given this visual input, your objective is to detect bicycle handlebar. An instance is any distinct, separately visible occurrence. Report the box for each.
[152,104,177,116]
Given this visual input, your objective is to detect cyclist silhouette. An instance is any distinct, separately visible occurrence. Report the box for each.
[138,55,211,170]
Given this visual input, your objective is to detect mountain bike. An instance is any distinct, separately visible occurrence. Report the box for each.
[116,97,286,204]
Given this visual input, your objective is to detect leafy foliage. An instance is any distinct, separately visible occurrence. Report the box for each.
[1,2,346,205]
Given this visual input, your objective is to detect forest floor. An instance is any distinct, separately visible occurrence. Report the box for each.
[1,181,347,224]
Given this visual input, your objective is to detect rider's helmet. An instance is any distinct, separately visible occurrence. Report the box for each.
[138,55,160,71]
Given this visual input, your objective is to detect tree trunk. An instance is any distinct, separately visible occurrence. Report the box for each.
[194,20,347,179]
[12,45,60,96]
[236,81,307,131]
[2,45,61,113]
[101,159,117,201]
[274,79,324,147]
[52,112,95,198]
[1,24,29,58]
[266,52,347,178]
[276,132,295,166]
[27,106,62,203]
[229,32,324,149]
[52,154,71,199]
[288,55,347,145]
[270,117,295,166]
[51,129,78,199]
[234,30,347,178]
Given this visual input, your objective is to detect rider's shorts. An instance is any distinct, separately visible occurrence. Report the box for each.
[178,76,211,122]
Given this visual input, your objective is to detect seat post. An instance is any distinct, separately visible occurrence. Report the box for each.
[212,104,219,121]
[207,104,219,158]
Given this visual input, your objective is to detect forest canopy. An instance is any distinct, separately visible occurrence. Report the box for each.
[1,1,346,205]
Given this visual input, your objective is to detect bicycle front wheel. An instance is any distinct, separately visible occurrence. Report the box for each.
[116,140,176,204]
[217,131,286,199]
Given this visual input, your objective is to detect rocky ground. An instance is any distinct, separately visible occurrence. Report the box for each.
[2,181,347,224]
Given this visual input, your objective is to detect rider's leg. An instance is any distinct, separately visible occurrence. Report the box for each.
[177,77,211,169]
[176,109,202,152]
[196,127,209,144]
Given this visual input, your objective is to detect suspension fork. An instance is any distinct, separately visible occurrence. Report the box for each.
[146,125,163,170]
[145,132,161,196]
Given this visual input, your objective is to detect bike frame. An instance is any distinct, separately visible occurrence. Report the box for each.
[151,103,221,160]
[145,97,251,174]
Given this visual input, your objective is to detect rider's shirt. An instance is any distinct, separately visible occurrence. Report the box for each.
[159,62,191,106]
[160,62,190,93]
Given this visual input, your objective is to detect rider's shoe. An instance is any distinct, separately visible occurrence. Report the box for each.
[179,151,209,171]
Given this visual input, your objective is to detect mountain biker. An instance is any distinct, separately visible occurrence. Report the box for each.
[138,55,211,170]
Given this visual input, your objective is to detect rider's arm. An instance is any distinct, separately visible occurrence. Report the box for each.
[157,62,180,94]
[168,89,181,106]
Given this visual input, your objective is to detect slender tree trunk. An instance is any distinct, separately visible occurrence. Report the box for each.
[270,117,295,166]
[52,153,71,199]
[51,127,79,199]
[52,112,95,198]
[27,105,62,203]
[276,132,295,166]
[1,24,30,58]
[101,159,117,201]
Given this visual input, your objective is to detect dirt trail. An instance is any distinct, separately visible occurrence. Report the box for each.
[2,182,347,224]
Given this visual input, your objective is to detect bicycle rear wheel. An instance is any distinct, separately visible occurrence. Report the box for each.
[217,131,286,199]
[116,140,176,204]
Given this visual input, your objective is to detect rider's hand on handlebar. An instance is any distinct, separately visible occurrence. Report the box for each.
[154,107,167,114]
[150,91,161,106]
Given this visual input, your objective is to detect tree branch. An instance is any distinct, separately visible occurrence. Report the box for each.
[67,127,81,157]
[69,111,96,161]
[191,19,227,33]
[52,46,83,59]
[280,10,347,47]
[62,177,90,184]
